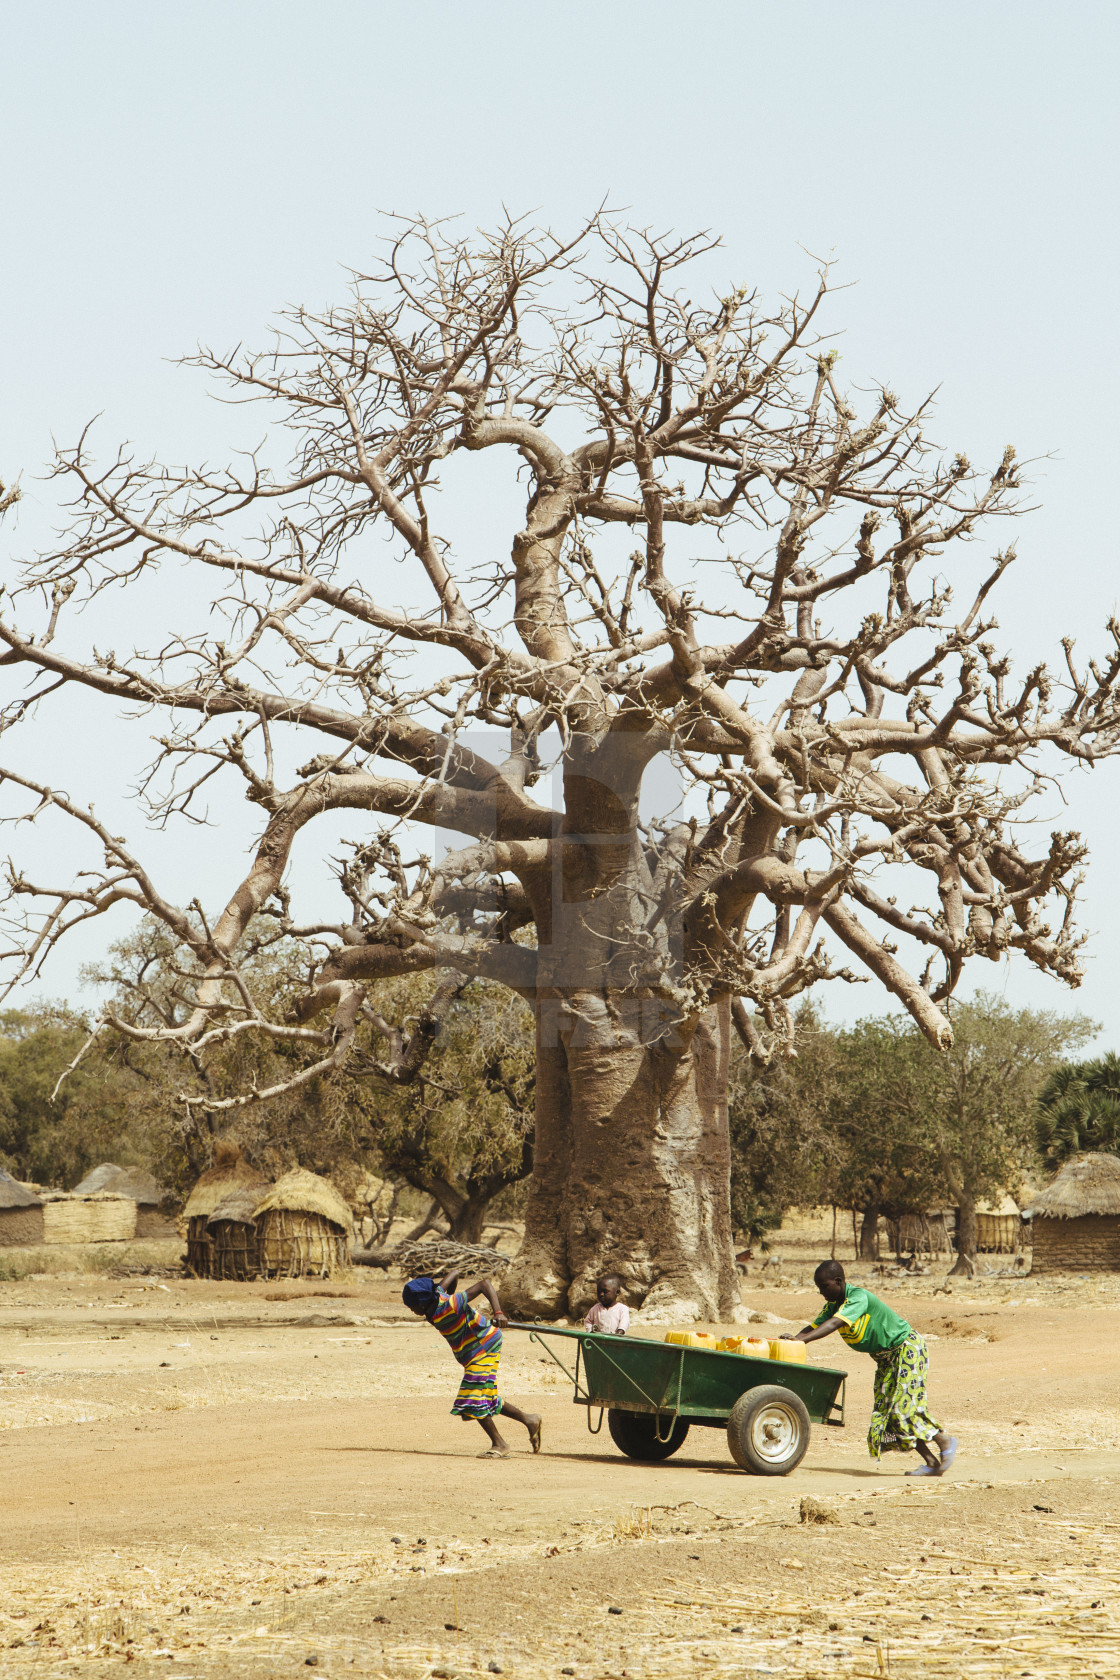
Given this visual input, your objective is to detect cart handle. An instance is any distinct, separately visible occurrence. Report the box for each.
[523,1328,589,1402]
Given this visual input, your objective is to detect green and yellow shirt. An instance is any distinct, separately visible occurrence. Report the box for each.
[812,1286,912,1355]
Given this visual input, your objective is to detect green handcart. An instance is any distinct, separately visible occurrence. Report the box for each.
[509,1324,847,1476]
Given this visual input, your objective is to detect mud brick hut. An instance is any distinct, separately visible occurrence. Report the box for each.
[254,1168,352,1280]
[182,1144,269,1278]
[207,1185,267,1281]
[1023,1154,1120,1273]
[73,1164,172,1238]
[0,1169,44,1245]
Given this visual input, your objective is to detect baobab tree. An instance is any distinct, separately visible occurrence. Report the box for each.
[1,214,1117,1320]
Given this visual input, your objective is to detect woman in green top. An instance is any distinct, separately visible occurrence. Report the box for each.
[786,1259,958,1476]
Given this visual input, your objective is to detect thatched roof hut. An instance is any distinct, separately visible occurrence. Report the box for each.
[182,1143,269,1278]
[74,1163,164,1203]
[73,1164,172,1237]
[254,1168,352,1280]
[206,1184,267,1282]
[0,1171,137,1245]
[0,1168,44,1247]
[1022,1154,1120,1273]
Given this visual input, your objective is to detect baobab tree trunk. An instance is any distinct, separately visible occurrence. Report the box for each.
[859,1204,882,1260]
[500,740,750,1324]
[504,991,744,1323]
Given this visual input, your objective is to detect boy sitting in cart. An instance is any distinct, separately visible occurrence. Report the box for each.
[785,1259,958,1476]
[584,1273,629,1335]
[402,1265,542,1459]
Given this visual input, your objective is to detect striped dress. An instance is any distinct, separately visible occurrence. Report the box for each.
[429,1290,504,1421]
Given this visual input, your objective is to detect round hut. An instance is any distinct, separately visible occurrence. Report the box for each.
[182,1144,268,1278]
[253,1168,352,1279]
[207,1184,268,1281]
[1022,1154,1120,1273]
[73,1164,172,1238]
[0,1168,44,1246]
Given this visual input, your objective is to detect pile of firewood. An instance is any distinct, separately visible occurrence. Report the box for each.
[352,1236,512,1276]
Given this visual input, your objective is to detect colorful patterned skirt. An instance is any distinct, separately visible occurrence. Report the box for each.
[867,1333,941,1458]
[451,1336,504,1422]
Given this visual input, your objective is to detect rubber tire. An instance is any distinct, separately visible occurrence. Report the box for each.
[726,1384,811,1476]
[607,1409,691,1461]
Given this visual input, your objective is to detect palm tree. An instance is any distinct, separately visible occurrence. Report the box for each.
[1035,1053,1120,1167]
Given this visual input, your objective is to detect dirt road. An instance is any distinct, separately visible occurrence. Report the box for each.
[2,1267,1119,1677]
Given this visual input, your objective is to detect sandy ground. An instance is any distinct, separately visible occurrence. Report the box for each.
[2,1240,1120,1679]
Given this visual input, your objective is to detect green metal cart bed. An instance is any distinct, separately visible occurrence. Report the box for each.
[508,1323,847,1476]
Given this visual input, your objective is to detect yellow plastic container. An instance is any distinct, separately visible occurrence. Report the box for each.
[717,1335,773,1357]
[769,1338,807,1363]
[664,1331,718,1348]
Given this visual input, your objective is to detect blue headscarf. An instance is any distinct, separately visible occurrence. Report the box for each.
[402,1274,439,1315]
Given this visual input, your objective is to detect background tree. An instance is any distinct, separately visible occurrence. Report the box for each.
[825,995,1090,1271]
[345,974,534,1243]
[727,999,841,1242]
[730,1004,951,1259]
[824,1019,949,1258]
[0,1001,180,1189]
[88,923,534,1226]
[2,214,1118,1319]
[729,994,1093,1263]
[1035,1052,1120,1168]
[82,921,367,1190]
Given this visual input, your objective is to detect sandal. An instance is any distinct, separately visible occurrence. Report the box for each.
[934,1436,959,1476]
[477,1447,511,1458]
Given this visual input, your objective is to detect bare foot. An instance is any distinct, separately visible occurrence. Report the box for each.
[527,1414,542,1454]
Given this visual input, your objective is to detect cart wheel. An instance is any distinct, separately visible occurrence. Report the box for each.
[726,1385,811,1475]
[607,1409,690,1461]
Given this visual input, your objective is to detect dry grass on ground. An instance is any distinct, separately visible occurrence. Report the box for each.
[2,1235,1119,1678]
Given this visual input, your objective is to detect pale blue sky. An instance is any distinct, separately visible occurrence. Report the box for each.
[1,1,1118,1033]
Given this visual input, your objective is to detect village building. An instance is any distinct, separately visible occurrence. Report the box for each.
[0,1169,44,1245]
[182,1143,270,1278]
[975,1194,1023,1254]
[1023,1154,1120,1273]
[207,1185,267,1281]
[73,1164,172,1237]
[254,1168,353,1280]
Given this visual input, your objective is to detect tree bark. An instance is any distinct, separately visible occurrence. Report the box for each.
[859,1203,881,1260]
[446,1192,505,1245]
[949,1186,978,1276]
[503,993,743,1322]
[938,1150,978,1277]
[402,1198,446,1243]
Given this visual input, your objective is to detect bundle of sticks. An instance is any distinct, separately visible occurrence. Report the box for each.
[352,1236,512,1276]
[396,1238,513,1278]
